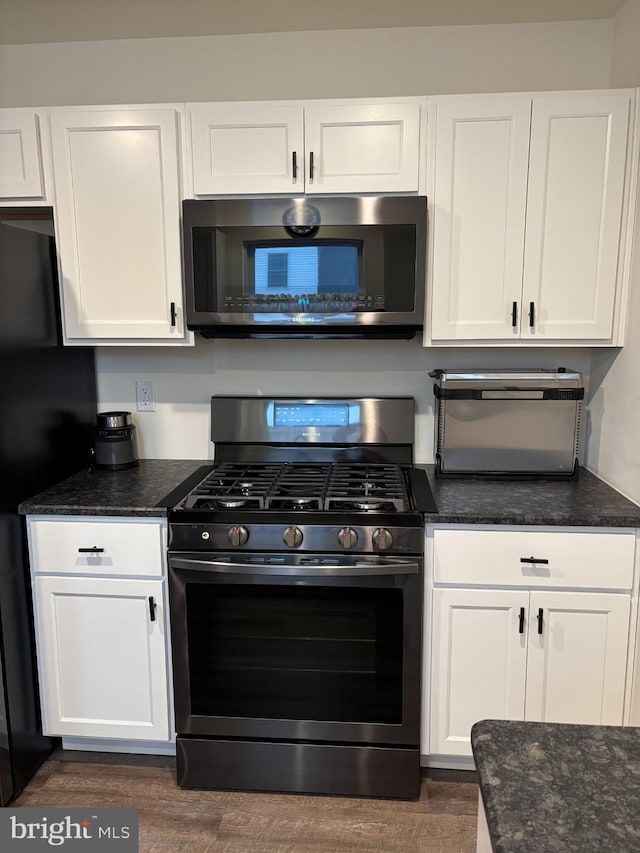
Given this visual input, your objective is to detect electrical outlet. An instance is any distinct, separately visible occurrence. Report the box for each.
[136,380,156,412]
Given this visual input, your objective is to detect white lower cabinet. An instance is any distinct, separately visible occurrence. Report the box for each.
[34,576,169,740]
[27,516,172,747]
[426,526,636,760]
[430,588,527,756]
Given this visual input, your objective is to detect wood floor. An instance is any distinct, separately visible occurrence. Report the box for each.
[14,752,478,852]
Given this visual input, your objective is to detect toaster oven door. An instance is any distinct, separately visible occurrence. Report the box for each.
[438,392,581,476]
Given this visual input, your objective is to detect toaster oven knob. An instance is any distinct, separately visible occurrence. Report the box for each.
[283,526,303,547]
[338,527,358,549]
[372,528,393,551]
[228,525,249,547]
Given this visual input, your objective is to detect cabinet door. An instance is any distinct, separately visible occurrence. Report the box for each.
[429,588,527,756]
[49,107,188,342]
[190,104,304,195]
[34,576,169,740]
[522,93,632,341]
[429,97,531,341]
[0,109,45,199]
[525,590,630,725]
[303,103,420,194]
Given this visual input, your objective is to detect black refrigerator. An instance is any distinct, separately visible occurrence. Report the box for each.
[0,212,97,805]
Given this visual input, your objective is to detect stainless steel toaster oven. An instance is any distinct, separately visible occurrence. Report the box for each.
[429,368,584,478]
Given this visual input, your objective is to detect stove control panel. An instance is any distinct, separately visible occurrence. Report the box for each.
[169,522,423,555]
[372,528,393,551]
[283,526,303,547]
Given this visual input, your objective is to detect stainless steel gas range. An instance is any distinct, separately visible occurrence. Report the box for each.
[167,396,437,799]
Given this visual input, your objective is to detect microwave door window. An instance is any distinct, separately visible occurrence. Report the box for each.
[248,240,364,320]
[190,223,417,320]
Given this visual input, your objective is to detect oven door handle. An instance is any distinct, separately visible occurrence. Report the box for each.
[170,557,419,577]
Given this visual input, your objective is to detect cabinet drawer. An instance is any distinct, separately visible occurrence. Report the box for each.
[29,517,165,577]
[432,528,635,590]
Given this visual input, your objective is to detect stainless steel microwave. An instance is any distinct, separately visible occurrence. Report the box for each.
[182,196,427,338]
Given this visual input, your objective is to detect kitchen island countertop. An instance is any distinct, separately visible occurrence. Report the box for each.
[17,460,640,526]
[471,718,640,852]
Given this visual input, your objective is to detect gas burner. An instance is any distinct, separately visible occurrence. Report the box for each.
[353,499,383,511]
[216,498,248,509]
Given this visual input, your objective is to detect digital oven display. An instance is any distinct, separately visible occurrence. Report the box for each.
[273,403,350,428]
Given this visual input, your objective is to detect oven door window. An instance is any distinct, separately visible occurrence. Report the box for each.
[185,584,403,724]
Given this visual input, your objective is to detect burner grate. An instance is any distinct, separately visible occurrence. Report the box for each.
[264,463,332,509]
[180,461,412,513]
[325,464,409,512]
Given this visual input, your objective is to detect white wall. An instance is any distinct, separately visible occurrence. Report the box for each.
[585,0,640,503]
[0,21,612,107]
[96,340,591,462]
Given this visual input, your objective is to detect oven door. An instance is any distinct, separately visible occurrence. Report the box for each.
[168,552,422,747]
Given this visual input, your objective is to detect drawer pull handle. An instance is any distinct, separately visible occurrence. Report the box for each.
[518,606,525,635]
[148,596,156,622]
[537,607,544,634]
[78,546,104,553]
[520,556,549,565]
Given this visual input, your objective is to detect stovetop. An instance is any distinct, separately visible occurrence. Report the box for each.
[178,462,412,514]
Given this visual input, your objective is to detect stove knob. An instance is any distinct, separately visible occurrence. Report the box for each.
[372,528,393,551]
[338,527,358,549]
[228,525,249,547]
[201,531,210,540]
[283,526,303,548]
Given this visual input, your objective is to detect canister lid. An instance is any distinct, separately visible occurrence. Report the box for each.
[97,411,133,430]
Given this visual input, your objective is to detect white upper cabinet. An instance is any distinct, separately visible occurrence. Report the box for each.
[427,90,635,345]
[49,106,191,345]
[190,103,304,195]
[521,93,632,341]
[0,109,47,202]
[303,103,421,194]
[429,97,531,340]
[188,100,422,196]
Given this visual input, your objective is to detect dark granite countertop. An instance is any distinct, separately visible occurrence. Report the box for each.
[471,719,640,852]
[16,459,640,526]
[18,459,211,517]
[421,464,640,527]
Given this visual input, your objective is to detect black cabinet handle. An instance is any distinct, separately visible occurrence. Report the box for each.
[520,556,549,565]
[529,301,535,327]
[537,607,544,634]
[309,151,315,180]
[512,301,518,328]
[78,546,104,553]
[170,301,176,327]
[292,151,298,180]
[518,606,525,634]
[148,596,156,622]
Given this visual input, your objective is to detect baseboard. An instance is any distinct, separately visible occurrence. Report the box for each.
[61,736,177,756]
[421,754,476,771]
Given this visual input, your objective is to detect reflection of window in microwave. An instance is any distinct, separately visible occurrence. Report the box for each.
[254,244,360,296]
